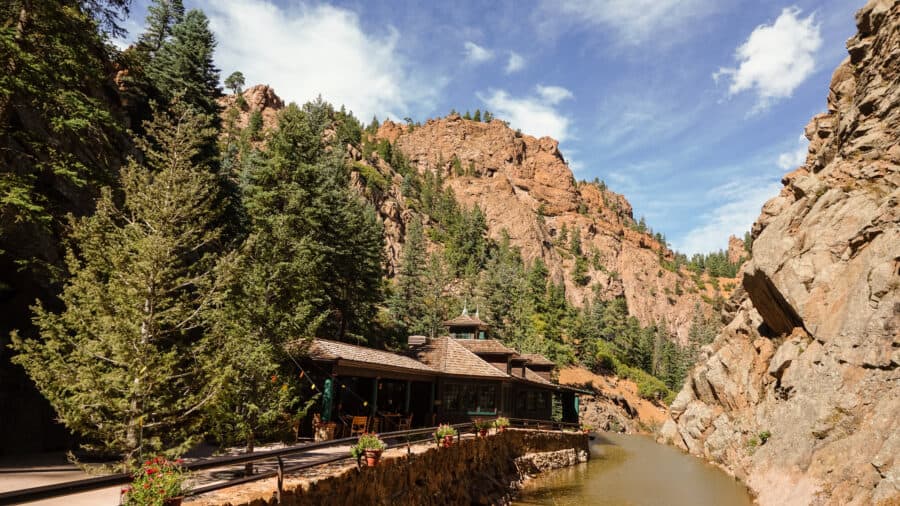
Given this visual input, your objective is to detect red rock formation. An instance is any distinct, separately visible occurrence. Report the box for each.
[381,116,710,341]
[660,2,900,503]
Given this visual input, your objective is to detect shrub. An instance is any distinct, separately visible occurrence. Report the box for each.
[434,424,458,440]
[493,417,510,429]
[758,430,771,444]
[122,456,187,505]
[353,162,388,191]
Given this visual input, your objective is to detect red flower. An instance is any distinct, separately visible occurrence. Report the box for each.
[147,467,157,475]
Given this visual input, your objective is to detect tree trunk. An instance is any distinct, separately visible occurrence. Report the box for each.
[244,432,254,476]
[0,1,30,126]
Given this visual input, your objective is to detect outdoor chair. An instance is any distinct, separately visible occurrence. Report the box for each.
[397,414,413,431]
[350,416,368,436]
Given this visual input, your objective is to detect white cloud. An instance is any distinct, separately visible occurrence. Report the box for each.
[545,0,716,46]
[777,135,809,170]
[478,85,574,142]
[714,7,822,111]
[536,85,574,105]
[675,178,781,255]
[463,41,494,63]
[199,0,441,122]
[505,51,525,74]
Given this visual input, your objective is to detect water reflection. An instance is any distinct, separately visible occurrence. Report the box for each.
[514,432,752,506]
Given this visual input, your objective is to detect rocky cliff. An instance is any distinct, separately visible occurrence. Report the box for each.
[219,88,722,341]
[659,2,900,504]
[378,116,717,341]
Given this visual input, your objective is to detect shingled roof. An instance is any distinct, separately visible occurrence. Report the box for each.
[455,339,517,355]
[407,337,509,379]
[442,312,489,329]
[308,339,437,375]
[520,353,555,367]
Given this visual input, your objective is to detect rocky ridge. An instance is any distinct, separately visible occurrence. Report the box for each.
[378,116,718,341]
[659,2,900,504]
[219,87,726,341]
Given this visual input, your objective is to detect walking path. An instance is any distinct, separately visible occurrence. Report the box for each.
[0,437,442,505]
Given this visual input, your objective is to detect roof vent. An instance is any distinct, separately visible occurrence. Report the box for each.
[407,335,427,346]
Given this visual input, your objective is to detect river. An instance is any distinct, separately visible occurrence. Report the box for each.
[514,432,753,506]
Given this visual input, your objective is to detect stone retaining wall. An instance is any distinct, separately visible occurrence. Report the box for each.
[206,430,588,506]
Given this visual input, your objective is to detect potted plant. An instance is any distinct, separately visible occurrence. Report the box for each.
[581,423,594,434]
[474,418,491,437]
[350,433,387,467]
[434,424,458,448]
[121,456,188,506]
[493,417,510,433]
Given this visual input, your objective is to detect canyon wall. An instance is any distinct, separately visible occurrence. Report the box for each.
[659,1,900,504]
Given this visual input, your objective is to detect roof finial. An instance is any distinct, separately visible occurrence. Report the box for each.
[462,298,468,317]
[475,305,480,318]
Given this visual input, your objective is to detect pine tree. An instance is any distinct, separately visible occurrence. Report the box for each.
[389,219,428,335]
[473,109,481,122]
[148,9,220,116]
[570,227,582,255]
[224,70,245,95]
[11,104,230,465]
[422,252,451,337]
[136,0,184,56]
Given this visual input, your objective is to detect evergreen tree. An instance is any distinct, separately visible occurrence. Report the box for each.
[136,0,184,56]
[389,219,428,335]
[482,110,493,122]
[247,109,263,140]
[421,252,452,337]
[224,70,245,95]
[11,105,230,465]
[1,1,127,278]
[148,9,220,116]
[473,109,481,122]
[570,227,582,255]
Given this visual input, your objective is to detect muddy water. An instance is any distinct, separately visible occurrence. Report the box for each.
[514,432,753,506]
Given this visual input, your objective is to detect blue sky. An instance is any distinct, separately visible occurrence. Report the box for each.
[117,0,863,255]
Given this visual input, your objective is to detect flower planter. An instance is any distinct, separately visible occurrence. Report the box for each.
[478,428,488,437]
[441,435,454,448]
[364,449,382,467]
[497,426,506,433]
[163,497,184,506]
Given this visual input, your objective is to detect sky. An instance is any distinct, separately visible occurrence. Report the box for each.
[115,0,863,255]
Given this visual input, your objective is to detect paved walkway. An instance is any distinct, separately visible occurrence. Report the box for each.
[0,441,375,505]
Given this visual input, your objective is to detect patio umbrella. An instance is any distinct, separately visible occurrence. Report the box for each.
[322,377,334,422]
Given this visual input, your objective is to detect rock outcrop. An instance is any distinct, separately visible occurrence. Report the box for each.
[216,90,726,341]
[659,2,900,504]
[381,116,716,341]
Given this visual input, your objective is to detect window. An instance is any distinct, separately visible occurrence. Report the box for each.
[443,383,497,413]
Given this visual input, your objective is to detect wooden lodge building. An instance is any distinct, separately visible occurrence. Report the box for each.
[301,309,581,436]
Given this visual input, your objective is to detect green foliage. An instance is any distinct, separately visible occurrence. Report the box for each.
[758,430,771,444]
[686,249,741,278]
[388,219,428,336]
[353,161,388,191]
[247,109,263,140]
[350,433,386,460]
[1,0,126,276]
[224,70,245,95]
[473,109,481,122]
[11,105,230,464]
[573,256,590,286]
[147,9,220,116]
[570,227,582,255]
[122,456,187,505]
[136,0,184,56]
[451,155,463,176]
[434,424,458,439]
